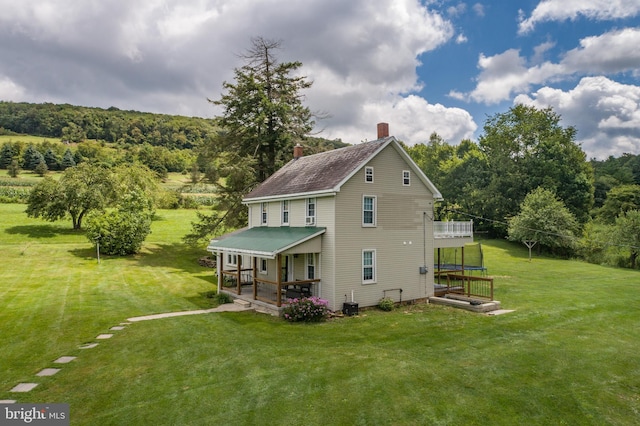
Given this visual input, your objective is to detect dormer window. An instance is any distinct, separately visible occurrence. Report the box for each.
[365,166,374,183]
[402,170,411,186]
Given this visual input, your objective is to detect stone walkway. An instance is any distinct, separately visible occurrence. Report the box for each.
[2,302,253,403]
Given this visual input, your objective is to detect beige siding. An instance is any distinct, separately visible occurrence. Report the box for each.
[333,143,436,309]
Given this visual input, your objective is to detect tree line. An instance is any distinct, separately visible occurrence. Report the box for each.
[405,105,640,269]
[0,102,217,149]
[3,36,638,268]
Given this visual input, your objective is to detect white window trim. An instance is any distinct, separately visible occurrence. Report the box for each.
[365,166,374,183]
[281,200,290,226]
[259,258,268,275]
[306,198,316,225]
[402,170,411,186]
[261,202,268,225]
[306,253,315,280]
[362,195,377,227]
[226,253,238,267]
[362,249,377,285]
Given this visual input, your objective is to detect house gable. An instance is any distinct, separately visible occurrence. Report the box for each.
[243,136,441,203]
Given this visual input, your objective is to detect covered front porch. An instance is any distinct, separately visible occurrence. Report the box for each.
[207,226,326,308]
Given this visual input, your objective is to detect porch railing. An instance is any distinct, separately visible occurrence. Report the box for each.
[220,269,320,307]
[253,278,321,307]
[434,221,473,238]
[436,273,494,300]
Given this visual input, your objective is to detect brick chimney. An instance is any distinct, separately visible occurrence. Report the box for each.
[377,122,389,139]
[293,143,303,159]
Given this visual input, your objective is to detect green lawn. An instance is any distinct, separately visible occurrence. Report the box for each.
[1,204,639,425]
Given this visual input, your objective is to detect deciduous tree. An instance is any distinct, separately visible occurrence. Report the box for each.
[26,163,113,229]
[613,210,640,269]
[508,187,579,258]
[480,105,593,235]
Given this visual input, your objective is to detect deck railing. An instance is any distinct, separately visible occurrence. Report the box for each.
[438,273,494,300]
[434,221,473,238]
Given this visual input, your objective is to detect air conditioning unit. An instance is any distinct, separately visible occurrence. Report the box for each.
[306,217,315,225]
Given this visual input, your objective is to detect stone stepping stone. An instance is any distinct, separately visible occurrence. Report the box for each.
[54,356,76,364]
[10,383,38,392]
[36,368,60,377]
[79,343,98,349]
[96,334,113,339]
[0,400,17,404]
[110,326,125,331]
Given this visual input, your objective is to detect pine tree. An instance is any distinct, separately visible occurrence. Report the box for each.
[60,148,76,170]
[0,143,14,169]
[22,145,45,170]
[44,148,61,171]
[35,159,48,177]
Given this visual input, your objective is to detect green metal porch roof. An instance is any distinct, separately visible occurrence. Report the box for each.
[206,226,326,259]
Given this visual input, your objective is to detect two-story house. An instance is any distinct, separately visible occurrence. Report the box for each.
[207,123,473,313]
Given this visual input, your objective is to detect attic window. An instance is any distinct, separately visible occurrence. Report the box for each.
[365,167,374,183]
[402,170,411,186]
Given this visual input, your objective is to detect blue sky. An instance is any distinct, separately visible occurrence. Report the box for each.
[0,0,638,159]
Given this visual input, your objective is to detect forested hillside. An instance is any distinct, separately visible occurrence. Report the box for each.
[0,101,217,149]
[0,101,348,176]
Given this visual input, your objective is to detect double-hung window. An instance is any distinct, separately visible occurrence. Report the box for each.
[306,253,315,280]
[365,166,374,183]
[227,253,238,267]
[402,170,411,186]
[362,195,376,227]
[281,200,289,225]
[261,202,268,225]
[306,198,316,225]
[362,249,376,284]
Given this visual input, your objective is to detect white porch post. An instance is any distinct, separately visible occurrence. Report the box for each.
[216,251,223,294]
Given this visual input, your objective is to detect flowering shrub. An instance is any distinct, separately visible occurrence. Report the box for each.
[282,296,330,323]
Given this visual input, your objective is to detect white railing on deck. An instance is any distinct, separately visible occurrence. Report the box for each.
[434,221,473,238]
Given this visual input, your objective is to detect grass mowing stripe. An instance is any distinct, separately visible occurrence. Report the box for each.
[2,204,640,424]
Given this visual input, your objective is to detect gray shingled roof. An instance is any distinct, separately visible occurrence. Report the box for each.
[243,137,392,201]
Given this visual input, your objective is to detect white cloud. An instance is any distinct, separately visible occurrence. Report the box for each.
[519,0,640,34]
[468,28,640,104]
[0,75,25,101]
[515,76,640,158]
[0,0,465,146]
[320,94,477,145]
[456,33,468,44]
[473,3,485,17]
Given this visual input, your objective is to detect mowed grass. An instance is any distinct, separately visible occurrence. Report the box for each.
[1,204,640,425]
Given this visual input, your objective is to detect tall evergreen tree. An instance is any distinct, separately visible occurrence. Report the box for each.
[61,148,76,169]
[44,148,60,171]
[186,37,315,243]
[0,143,14,168]
[211,36,314,182]
[22,145,44,170]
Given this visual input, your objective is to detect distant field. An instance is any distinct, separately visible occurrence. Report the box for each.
[0,134,60,145]
[1,202,640,425]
